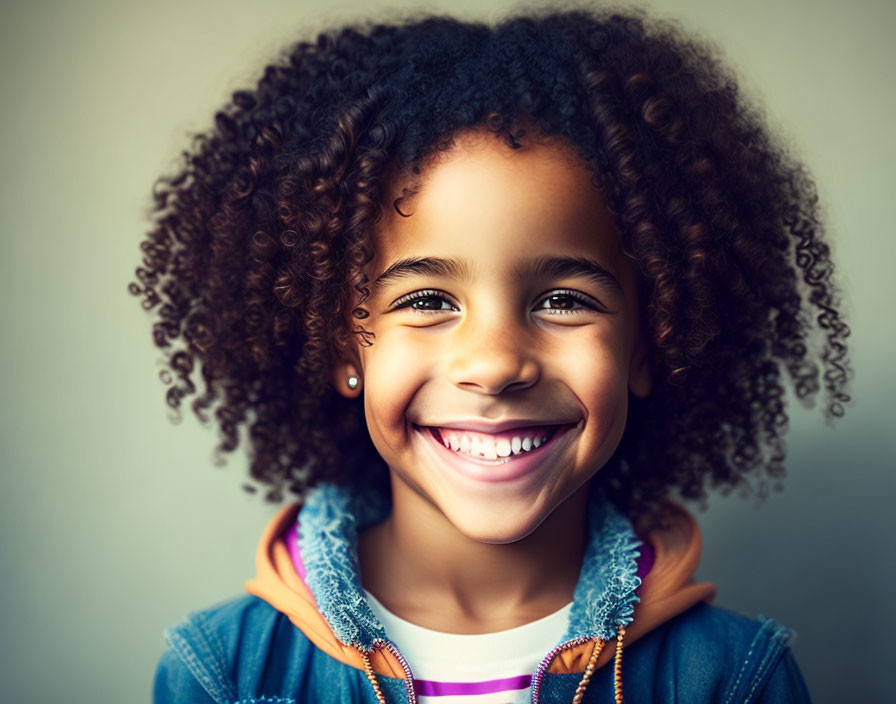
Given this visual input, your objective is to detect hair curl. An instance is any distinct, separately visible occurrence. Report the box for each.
[130,7,851,525]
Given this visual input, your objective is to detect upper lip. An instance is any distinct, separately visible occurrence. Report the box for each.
[416,419,577,434]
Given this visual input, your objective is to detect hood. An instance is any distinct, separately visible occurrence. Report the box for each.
[245,482,715,681]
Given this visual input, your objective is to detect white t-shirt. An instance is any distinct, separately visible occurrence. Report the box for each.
[364,590,572,704]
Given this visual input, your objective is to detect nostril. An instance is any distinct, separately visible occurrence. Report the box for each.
[448,356,540,396]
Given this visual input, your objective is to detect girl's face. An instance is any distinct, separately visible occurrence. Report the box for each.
[336,131,651,544]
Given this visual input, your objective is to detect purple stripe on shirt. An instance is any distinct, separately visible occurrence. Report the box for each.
[414,674,532,696]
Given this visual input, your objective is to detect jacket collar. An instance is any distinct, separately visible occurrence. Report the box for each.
[293,481,643,650]
[246,480,716,679]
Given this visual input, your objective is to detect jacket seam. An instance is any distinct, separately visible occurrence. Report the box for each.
[722,627,764,704]
[229,698,296,703]
[722,619,789,704]
[194,612,233,675]
[742,643,785,704]
[742,623,790,704]
[165,624,238,703]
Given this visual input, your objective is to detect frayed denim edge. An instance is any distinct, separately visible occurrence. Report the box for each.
[562,488,642,642]
[296,483,389,650]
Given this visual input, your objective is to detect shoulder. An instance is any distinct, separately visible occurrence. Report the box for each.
[155,595,317,703]
[660,601,789,650]
[632,602,811,703]
[166,593,286,653]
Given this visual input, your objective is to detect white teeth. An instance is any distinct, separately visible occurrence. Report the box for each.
[437,428,553,460]
[471,435,482,457]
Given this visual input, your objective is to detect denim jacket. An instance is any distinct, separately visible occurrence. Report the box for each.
[154,483,812,703]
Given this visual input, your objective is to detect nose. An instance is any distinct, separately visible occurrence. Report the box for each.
[446,315,541,395]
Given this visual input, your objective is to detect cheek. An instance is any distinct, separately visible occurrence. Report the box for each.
[360,330,431,446]
[558,330,630,445]
[582,357,627,427]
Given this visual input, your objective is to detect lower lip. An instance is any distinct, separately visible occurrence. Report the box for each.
[415,424,577,484]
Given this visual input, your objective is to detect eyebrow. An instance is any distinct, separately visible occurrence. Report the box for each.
[370,255,623,295]
[522,255,623,295]
[371,256,471,292]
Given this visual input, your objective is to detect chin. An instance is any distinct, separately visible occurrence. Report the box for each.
[444,503,548,545]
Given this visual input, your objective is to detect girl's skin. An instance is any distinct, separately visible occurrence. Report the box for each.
[333,130,653,635]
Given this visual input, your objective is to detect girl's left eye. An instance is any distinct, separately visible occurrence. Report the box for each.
[534,290,602,315]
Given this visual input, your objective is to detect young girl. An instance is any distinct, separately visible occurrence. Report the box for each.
[137,7,850,703]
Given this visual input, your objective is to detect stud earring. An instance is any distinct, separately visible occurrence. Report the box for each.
[347,376,360,390]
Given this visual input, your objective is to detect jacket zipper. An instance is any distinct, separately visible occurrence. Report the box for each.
[373,638,419,704]
[530,636,596,704]
[370,633,598,704]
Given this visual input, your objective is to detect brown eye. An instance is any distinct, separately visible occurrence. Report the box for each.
[545,294,577,310]
[409,295,449,311]
[391,289,459,313]
[535,290,603,315]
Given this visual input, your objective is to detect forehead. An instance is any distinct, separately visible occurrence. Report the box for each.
[373,132,625,275]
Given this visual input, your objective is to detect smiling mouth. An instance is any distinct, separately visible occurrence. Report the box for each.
[418,424,573,464]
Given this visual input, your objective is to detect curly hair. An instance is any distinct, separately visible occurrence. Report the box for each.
[129,7,851,526]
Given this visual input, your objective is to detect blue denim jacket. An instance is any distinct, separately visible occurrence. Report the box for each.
[154,483,812,703]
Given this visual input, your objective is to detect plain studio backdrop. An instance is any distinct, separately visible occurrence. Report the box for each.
[1,0,893,701]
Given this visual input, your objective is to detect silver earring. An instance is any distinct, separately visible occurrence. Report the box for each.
[347,376,360,390]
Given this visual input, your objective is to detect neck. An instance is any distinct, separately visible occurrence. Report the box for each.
[358,478,589,634]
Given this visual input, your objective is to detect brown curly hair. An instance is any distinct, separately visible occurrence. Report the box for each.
[129,7,851,525]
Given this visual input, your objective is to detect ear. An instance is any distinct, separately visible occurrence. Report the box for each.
[628,331,653,398]
[331,357,363,399]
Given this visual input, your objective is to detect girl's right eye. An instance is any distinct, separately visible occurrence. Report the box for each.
[390,289,459,314]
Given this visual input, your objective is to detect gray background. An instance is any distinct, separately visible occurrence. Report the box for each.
[1,0,893,702]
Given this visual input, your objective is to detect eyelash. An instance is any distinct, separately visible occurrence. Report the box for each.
[390,288,604,315]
